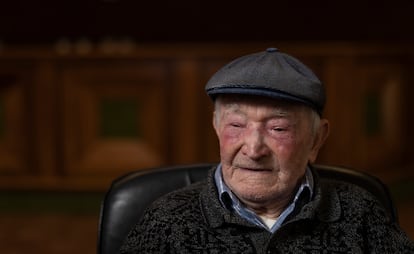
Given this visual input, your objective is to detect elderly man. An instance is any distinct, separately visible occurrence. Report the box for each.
[120,48,414,253]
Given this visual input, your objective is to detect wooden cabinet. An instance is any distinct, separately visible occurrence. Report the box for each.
[61,60,170,175]
[320,55,408,171]
[0,43,412,190]
[0,62,33,175]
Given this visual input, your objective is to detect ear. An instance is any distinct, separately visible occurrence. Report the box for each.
[308,119,330,163]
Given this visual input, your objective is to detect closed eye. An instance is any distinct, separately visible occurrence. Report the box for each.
[230,123,242,128]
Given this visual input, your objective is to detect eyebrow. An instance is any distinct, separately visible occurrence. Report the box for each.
[270,108,290,117]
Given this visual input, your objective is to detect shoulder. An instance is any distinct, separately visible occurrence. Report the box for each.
[320,179,378,201]
[319,179,391,221]
[137,180,206,227]
[119,181,207,253]
[319,179,382,206]
[152,181,205,204]
[317,180,414,251]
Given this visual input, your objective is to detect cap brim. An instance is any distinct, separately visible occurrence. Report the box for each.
[206,87,319,114]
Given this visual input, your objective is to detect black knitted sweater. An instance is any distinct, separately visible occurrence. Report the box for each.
[120,167,414,253]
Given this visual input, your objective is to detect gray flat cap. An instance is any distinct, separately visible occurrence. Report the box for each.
[205,48,326,115]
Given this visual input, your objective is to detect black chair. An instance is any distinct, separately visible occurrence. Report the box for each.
[97,163,398,254]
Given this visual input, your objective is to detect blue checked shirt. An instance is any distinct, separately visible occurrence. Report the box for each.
[214,164,314,233]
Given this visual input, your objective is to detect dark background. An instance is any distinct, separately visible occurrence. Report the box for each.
[1,0,413,44]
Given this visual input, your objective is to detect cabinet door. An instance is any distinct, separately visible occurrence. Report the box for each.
[61,60,169,176]
[0,63,32,174]
[320,56,406,172]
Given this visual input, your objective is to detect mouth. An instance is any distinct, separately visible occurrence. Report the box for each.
[236,166,272,172]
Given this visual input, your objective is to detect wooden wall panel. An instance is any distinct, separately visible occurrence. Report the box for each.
[32,61,59,176]
[318,55,407,174]
[196,59,226,163]
[0,64,31,174]
[355,61,405,170]
[0,43,412,190]
[168,59,201,164]
[61,61,169,176]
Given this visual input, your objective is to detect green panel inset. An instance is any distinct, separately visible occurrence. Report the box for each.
[364,93,382,136]
[100,99,140,138]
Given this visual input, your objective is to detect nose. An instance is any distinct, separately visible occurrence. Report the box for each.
[241,128,270,160]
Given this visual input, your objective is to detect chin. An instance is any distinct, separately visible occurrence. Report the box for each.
[236,187,275,202]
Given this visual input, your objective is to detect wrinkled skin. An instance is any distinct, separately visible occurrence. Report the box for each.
[213,95,329,218]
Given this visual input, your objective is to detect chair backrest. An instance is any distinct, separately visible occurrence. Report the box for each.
[97,163,398,254]
[97,163,212,254]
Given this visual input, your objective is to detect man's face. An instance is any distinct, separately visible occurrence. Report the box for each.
[213,95,327,210]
